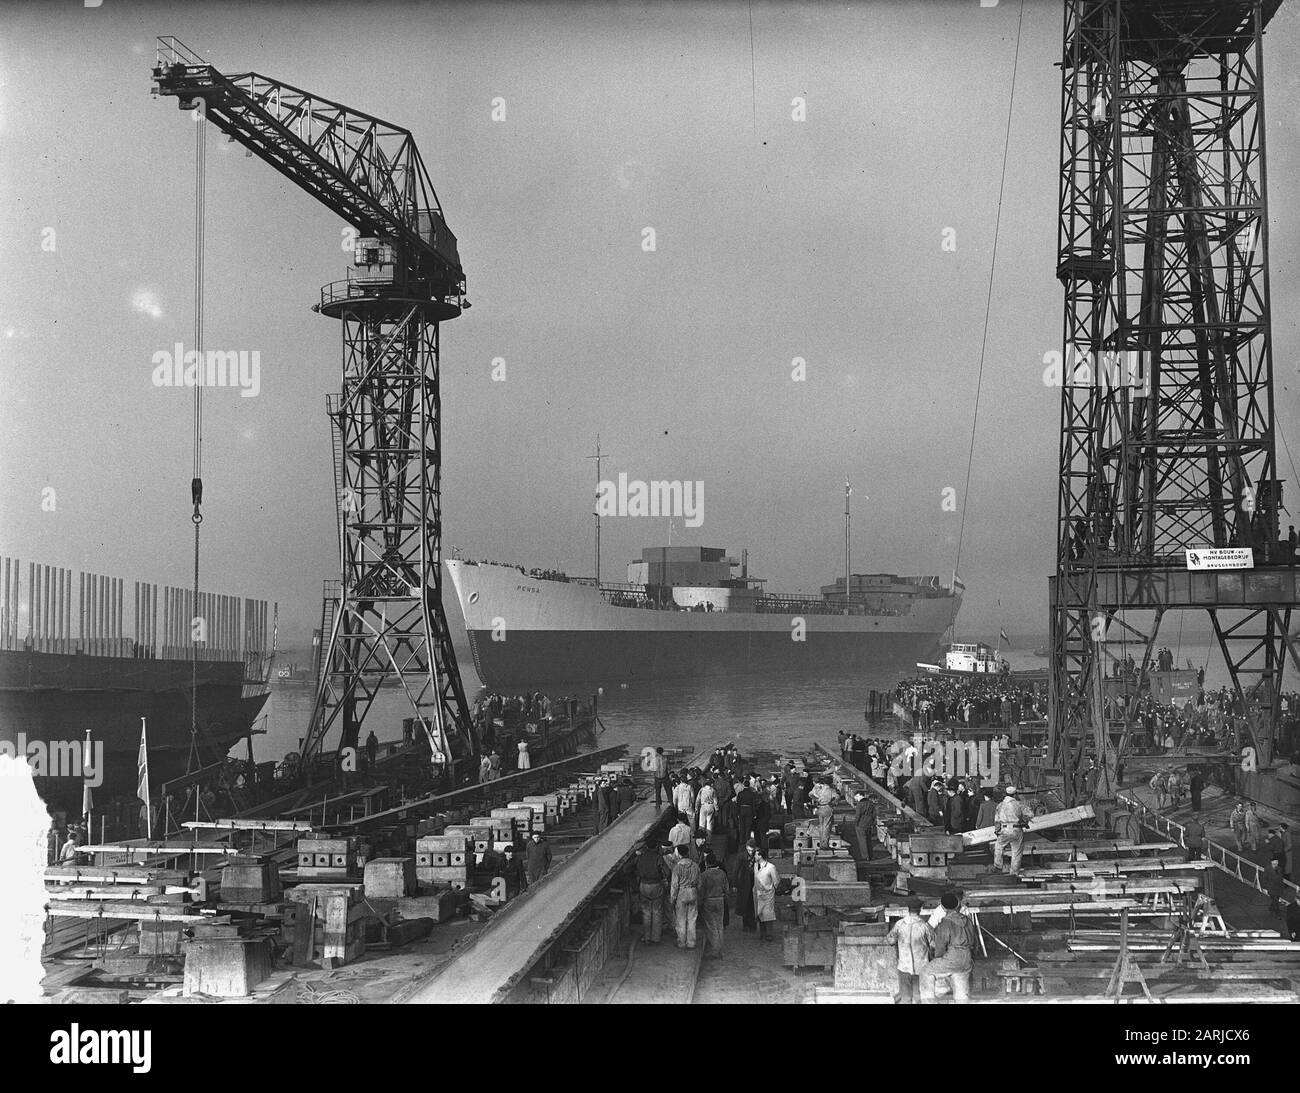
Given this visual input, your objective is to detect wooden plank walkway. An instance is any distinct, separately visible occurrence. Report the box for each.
[403,796,666,1004]
[404,742,717,1004]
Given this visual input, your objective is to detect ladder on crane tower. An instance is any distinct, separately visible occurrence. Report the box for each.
[313,581,340,693]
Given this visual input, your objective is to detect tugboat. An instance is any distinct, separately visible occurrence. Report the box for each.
[916,641,1005,677]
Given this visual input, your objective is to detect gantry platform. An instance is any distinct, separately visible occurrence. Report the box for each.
[1051,563,1300,612]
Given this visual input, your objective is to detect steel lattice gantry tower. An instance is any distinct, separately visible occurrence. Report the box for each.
[152,37,477,773]
[1049,0,1298,801]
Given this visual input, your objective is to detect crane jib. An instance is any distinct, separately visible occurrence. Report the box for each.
[151,56,464,300]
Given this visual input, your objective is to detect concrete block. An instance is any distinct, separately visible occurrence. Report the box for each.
[220,859,282,904]
[825,859,859,883]
[834,933,896,992]
[417,866,468,889]
[397,888,468,923]
[364,857,417,899]
[139,919,185,956]
[183,937,273,998]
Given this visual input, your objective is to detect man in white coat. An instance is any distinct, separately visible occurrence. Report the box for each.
[672,775,696,831]
[752,848,779,942]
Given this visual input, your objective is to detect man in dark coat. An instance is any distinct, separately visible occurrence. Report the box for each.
[1189,769,1205,812]
[735,779,758,854]
[1266,827,1288,874]
[594,778,611,833]
[731,840,758,932]
[710,797,737,864]
[927,780,946,826]
[850,735,867,771]
[852,790,877,861]
[751,781,772,852]
[1267,861,1288,916]
[714,767,733,806]
[783,763,802,818]
[525,832,553,885]
[617,776,636,812]
[604,778,621,821]
[945,783,969,834]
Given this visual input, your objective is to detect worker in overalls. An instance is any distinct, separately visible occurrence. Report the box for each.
[809,777,838,848]
[992,786,1033,876]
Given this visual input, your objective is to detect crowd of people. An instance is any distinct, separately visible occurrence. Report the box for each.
[891,676,1046,730]
[635,743,846,953]
[1120,687,1300,757]
[458,557,570,583]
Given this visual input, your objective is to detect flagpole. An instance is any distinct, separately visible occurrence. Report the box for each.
[81,726,94,841]
[844,481,851,616]
[140,716,152,840]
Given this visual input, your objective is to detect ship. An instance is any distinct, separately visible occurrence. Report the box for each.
[916,641,1006,677]
[0,556,274,814]
[445,545,959,690]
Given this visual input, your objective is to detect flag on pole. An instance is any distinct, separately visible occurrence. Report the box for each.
[1000,628,1011,647]
[952,572,966,594]
[137,717,152,839]
[81,727,94,824]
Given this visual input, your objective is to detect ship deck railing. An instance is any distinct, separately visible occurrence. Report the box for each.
[594,586,911,617]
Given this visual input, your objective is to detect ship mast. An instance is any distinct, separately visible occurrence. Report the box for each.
[844,480,852,616]
[587,436,609,585]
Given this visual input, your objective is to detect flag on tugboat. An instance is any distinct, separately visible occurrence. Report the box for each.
[999,628,1011,646]
[952,572,966,594]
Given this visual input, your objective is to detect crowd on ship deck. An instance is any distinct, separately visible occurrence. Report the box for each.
[462,558,570,582]
[602,590,904,615]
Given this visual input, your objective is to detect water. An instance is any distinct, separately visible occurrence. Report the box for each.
[248,633,1232,767]
[251,652,903,766]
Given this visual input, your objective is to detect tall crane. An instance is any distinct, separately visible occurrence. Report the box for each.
[151,36,478,775]
[1048,1,1296,802]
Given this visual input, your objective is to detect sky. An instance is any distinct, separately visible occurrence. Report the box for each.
[4,0,1300,646]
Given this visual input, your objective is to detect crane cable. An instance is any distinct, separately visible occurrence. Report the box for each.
[950,0,1026,637]
[187,105,206,782]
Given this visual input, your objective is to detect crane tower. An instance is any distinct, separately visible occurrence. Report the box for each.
[1049,0,1296,800]
[152,38,477,774]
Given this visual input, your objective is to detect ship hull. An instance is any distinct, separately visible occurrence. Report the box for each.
[447,561,954,690]
[0,649,269,808]
[465,626,943,690]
